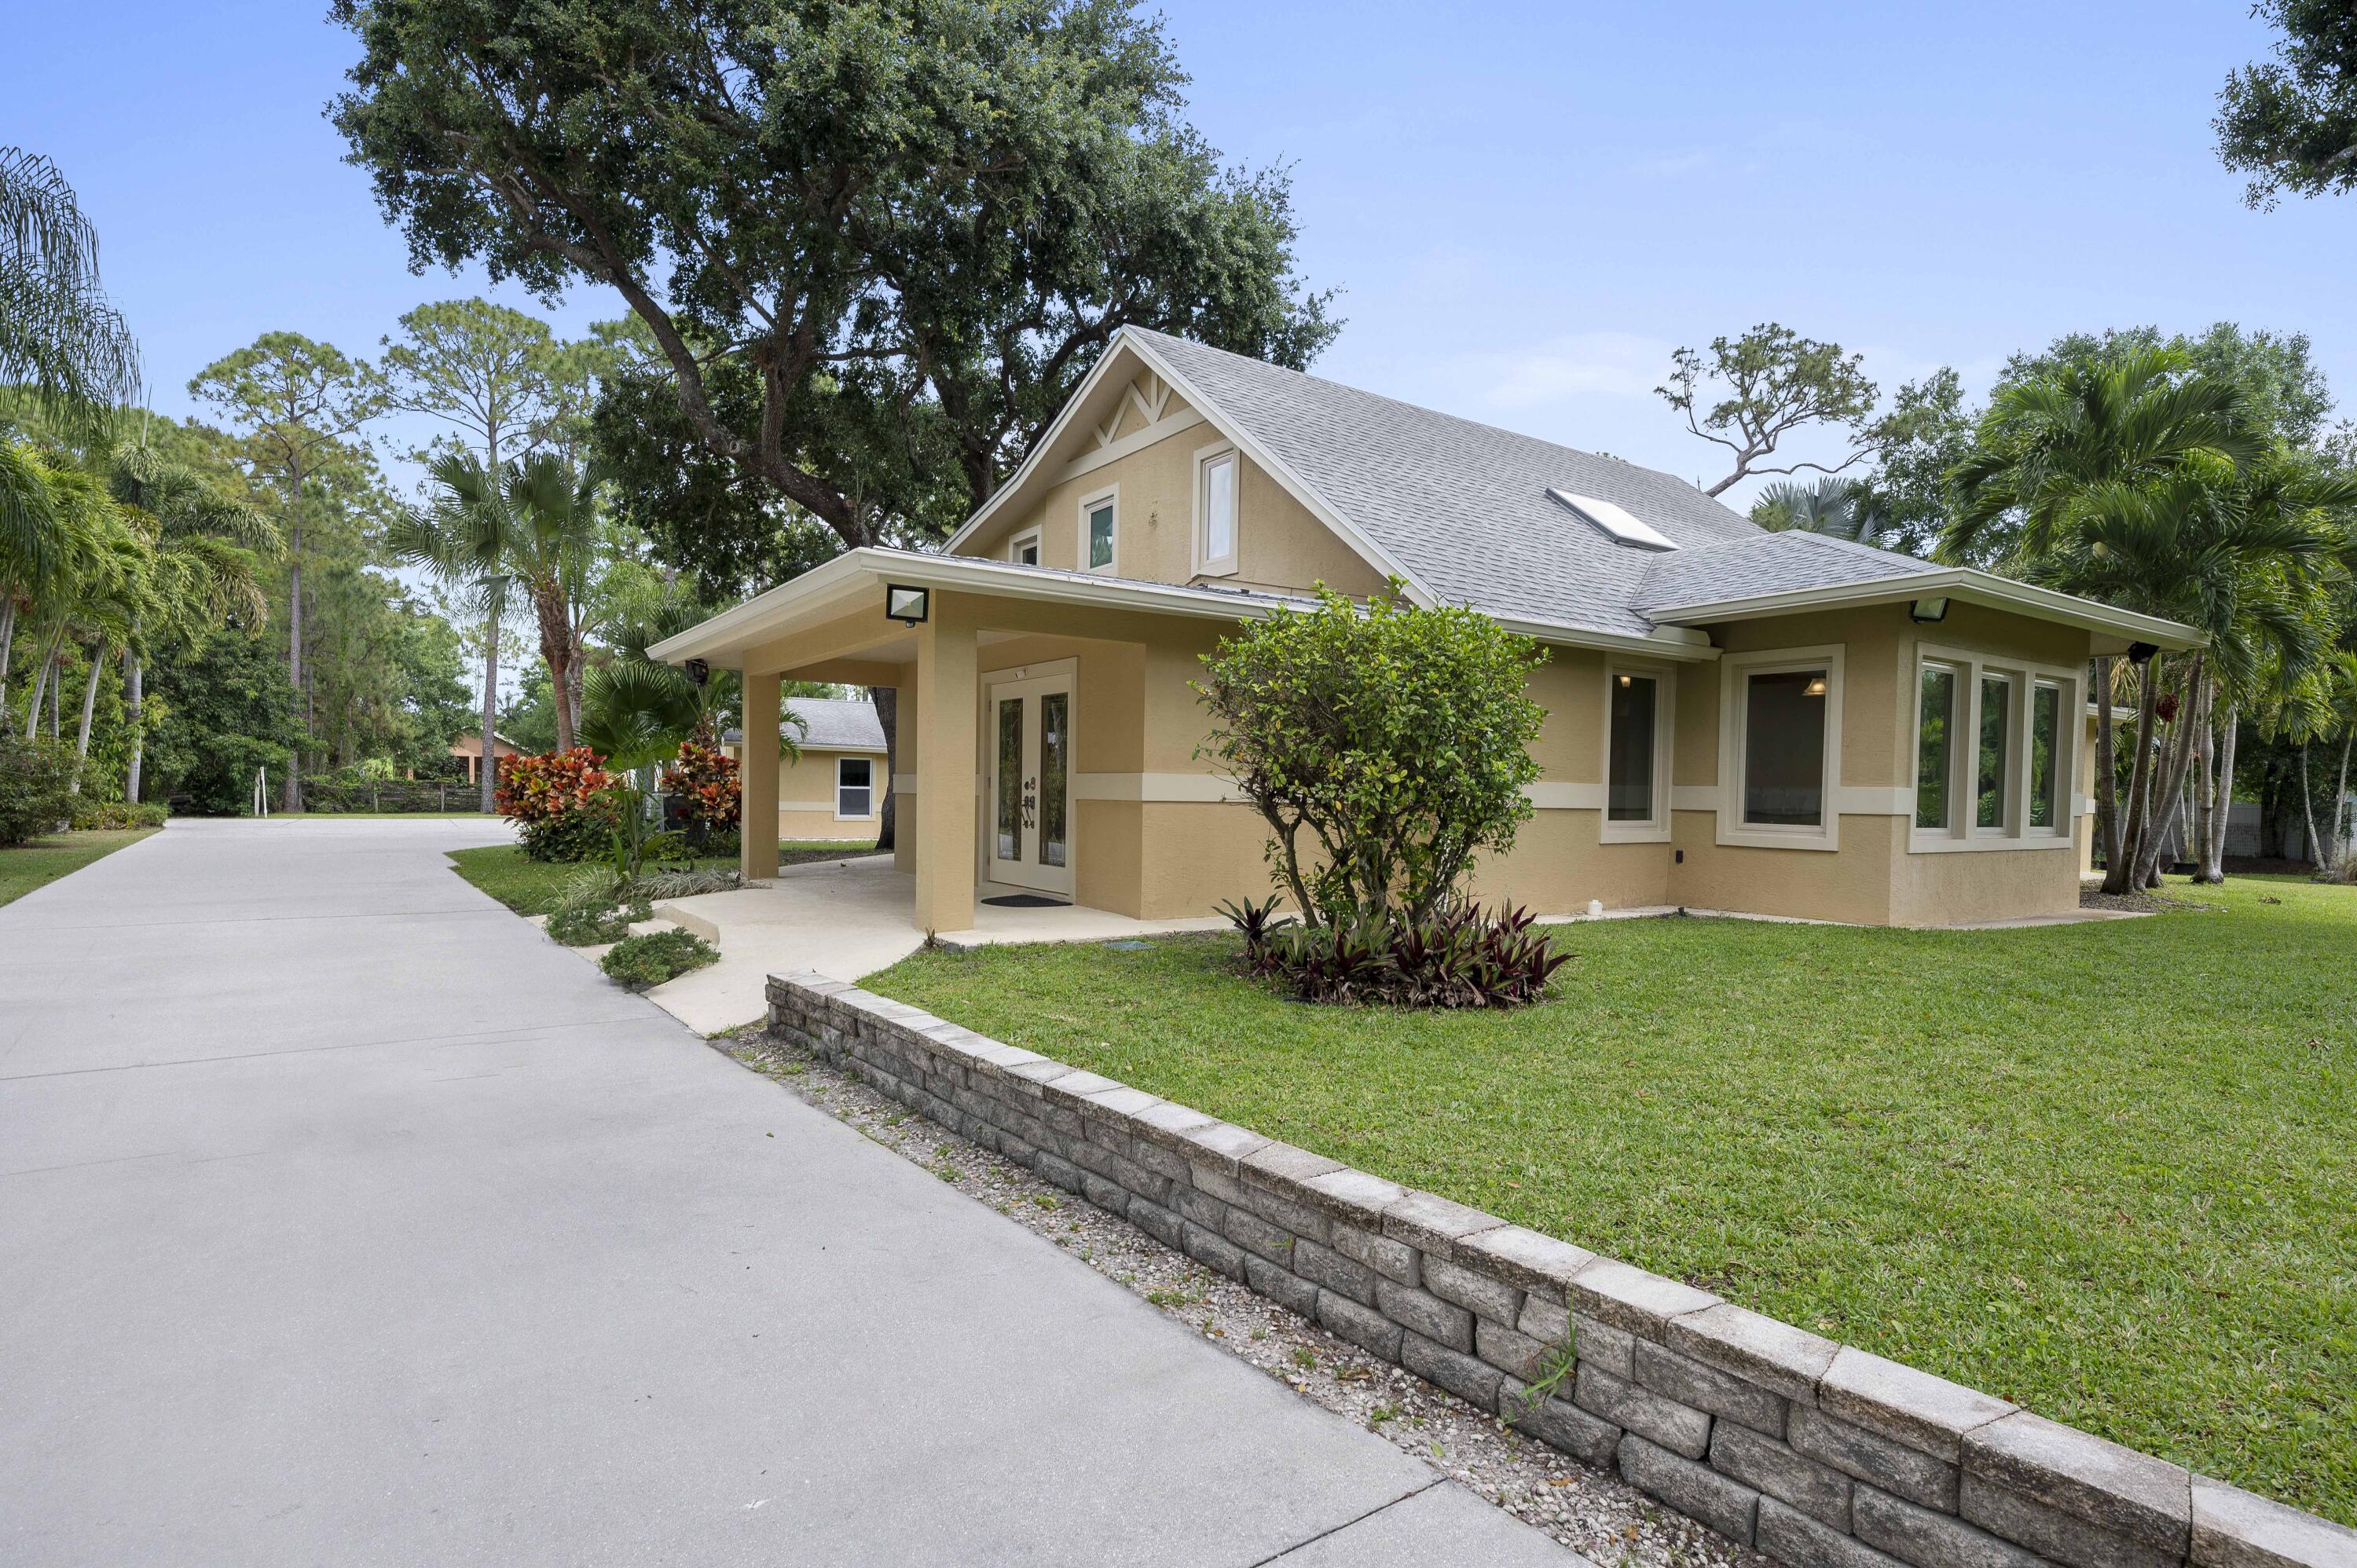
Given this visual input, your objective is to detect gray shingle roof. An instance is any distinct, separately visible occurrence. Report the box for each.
[1632,531,1946,614]
[724,697,887,753]
[1127,328,1938,636]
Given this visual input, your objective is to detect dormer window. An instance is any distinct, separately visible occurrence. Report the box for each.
[1548,489,1679,551]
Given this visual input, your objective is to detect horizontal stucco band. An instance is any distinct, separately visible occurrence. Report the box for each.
[764,973,2353,1568]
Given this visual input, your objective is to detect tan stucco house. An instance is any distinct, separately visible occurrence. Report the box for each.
[719,696,888,843]
[654,328,2198,933]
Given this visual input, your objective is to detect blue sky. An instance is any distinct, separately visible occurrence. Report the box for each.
[7,1,2352,511]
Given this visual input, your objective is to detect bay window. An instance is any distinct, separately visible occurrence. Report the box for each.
[1911,644,2077,851]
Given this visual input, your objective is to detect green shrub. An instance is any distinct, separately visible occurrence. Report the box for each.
[600,928,719,991]
[1196,581,1546,927]
[1222,896,1569,1008]
[544,870,652,946]
[520,803,619,863]
[0,736,76,846]
[69,798,169,831]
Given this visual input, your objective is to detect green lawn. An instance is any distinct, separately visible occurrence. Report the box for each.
[0,828,158,907]
[447,840,878,915]
[867,877,2356,1525]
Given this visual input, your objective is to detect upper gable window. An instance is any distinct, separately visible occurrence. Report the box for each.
[1008,528,1041,567]
[1547,489,1679,552]
[1080,485,1117,573]
[1197,444,1239,577]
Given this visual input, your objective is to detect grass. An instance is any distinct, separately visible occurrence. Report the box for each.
[0,828,157,907]
[867,876,2357,1524]
[446,840,879,915]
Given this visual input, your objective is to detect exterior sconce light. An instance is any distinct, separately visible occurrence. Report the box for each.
[885,584,930,625]
[683,658,709,687]
[2126,641,2158,665]
[1908,597,1950,625]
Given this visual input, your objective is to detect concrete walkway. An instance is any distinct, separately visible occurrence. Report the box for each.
[0,819,1579,1566]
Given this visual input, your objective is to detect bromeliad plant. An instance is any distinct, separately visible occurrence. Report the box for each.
[1199,582,1561,1006]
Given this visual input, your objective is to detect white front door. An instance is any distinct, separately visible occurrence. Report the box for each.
[986,673,1074,896]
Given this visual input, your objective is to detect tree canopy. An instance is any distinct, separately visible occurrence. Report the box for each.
[328,0,1337,571]
[2216,0,2357,208]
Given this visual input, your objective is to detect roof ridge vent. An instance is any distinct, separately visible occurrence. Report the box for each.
[1547,489,1680,551]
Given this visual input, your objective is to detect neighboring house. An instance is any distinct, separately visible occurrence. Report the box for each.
[720,696,887,843]
[655,328,2200,930]
[448,731,519,785]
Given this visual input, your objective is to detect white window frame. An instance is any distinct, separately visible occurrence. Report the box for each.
[1077,485,1119,575]
[834,755,877,820]
[1007,526,1042,567]
[1600,661,1675,843]
[1193,441,1240,578]
[1909,641,2078,854]
[1717,644,1845,852]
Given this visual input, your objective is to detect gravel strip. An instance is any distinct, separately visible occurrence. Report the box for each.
[719,1025,1763,1568]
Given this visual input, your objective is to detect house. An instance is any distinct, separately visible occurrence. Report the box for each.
[718,696,889,843]
[653,328,2200,932]
[447,731,519,785]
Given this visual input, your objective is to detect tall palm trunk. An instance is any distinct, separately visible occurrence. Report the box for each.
[2200,701,2238,882]
[2104,659,2163,894]
[478,604,500,813]
[123,647,144,803]
[70,644,104,793]
[2332,729,2355,875]
[2298,745,2322,871]
[2133,659,2207,888]
[20,619,66,738]
[2191,695,2216,882]
[2091,657,2123,874]
[0,596,15,710]
[873,685,897,853]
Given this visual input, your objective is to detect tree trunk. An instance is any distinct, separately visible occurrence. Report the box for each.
[2104,659,2162,894]
[2332,728,2355,875]
[2134,662,2206,888]
[124,648,144,804]
[71,646,104,793]
[2190,693,2216,882]
[2299,745,2321,870]
[479,605,500,813]
[2201,701,2238,882]
[2091,657,2123,874]
[21,621,65,738]
[872,684,897,852]
[284,519,303,812]
[0,596,14,710]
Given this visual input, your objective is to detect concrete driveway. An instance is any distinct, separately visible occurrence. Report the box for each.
[0,819,1578,1566]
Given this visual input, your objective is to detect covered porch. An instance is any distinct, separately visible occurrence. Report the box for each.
[651,548,1300,939]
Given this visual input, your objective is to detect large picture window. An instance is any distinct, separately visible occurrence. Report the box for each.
[836,757,874,819]
[1911,645,2076,852]
[1743,669,1829,827]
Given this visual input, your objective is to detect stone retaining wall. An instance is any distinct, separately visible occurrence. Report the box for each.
[764,971,2353,1568]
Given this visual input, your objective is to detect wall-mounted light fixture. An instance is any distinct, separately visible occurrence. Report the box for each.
[1908,596,1950,625]
[683,658,709,687]
[2126,640,2158,665]
[885,584,930,625]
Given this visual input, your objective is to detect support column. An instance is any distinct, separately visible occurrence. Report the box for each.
[740,669,781,885]
[914,601,977,935]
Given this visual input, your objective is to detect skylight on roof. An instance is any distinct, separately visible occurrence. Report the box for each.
[1547,489,1680,551]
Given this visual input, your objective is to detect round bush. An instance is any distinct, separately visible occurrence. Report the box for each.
[0,736,76,846]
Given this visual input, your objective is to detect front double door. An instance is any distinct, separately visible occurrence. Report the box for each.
[987,673,1073,897]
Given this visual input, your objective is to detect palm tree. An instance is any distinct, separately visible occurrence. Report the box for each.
[1,148,140,441]
[389,452,521,811]
[1750,476,1895,546]
[106,445,277,800]
[1947,349,2265,888]
[12,464,116,737]
[2025,455,2344,889]
[497,452,603,750]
